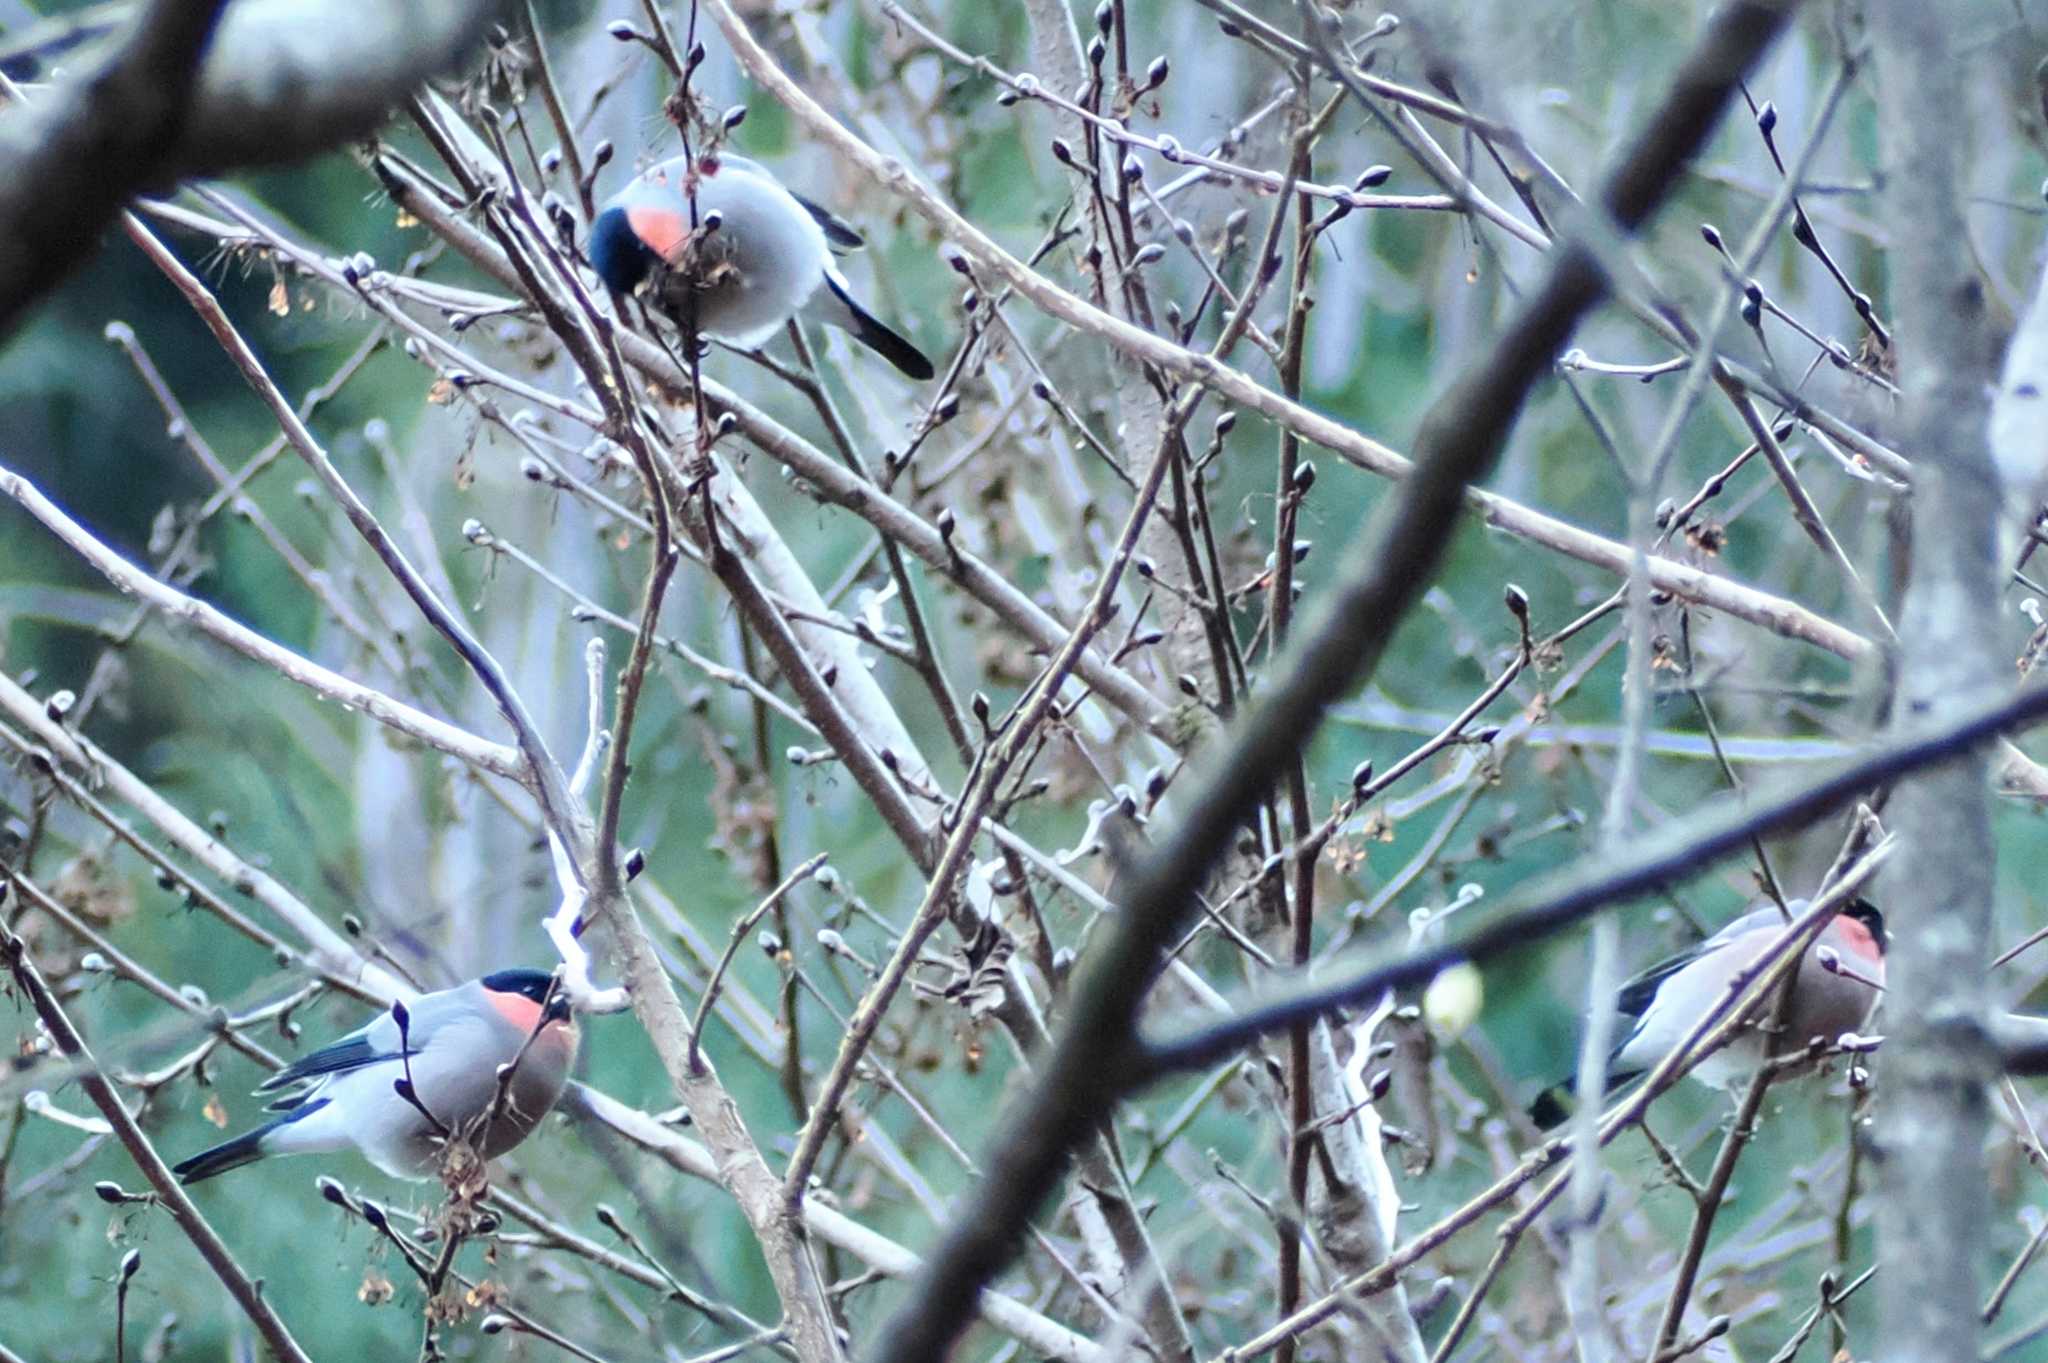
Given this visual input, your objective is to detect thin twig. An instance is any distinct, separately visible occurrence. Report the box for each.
[0,921,315,1363]
[690,854,829,1074]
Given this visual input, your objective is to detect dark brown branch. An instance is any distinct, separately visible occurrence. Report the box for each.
[1269,96,1322,1363]
[1141,669,2048,1074]
[859,4,1804,1359]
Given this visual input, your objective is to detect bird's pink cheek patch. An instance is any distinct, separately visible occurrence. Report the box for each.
[1834,916,1883,962]
[488,991,545,1032]
[627,205,690,263]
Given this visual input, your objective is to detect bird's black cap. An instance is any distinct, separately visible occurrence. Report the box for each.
[481,968,570,1019]
[1843,897,1886,952]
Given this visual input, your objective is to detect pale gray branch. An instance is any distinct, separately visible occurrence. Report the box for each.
[1872,1,2008,1360]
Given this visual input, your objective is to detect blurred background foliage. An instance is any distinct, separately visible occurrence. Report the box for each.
[2,0,2048,1360]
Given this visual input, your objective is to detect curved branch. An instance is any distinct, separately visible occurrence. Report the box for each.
[0,0,504,332]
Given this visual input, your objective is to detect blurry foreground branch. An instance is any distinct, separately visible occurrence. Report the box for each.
[1870,1,2007,1360]
[0,0,504,331]
[795,1,1811,1357]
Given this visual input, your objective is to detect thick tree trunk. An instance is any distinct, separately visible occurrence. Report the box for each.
[1872,2,2006,1359]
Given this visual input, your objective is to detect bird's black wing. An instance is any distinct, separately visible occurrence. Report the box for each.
[1533,932,1724,1128]
[256,1031,407,1097]
[791,191,866,253]
[1611,945,1705,1019]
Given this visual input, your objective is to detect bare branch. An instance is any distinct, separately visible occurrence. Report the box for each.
[0,924,314,1363]
[837,2,1807,1356]
[0,0,504,330]
[0,460,527,784]
[122,212,587,873]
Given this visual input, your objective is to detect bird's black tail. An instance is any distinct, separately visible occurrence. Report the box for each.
[1527,1068,1643,1130]
[173,1125,275,1184]
[825,277,935,380]
[1527,1083,1574,1130]
[172,1097,327,1184]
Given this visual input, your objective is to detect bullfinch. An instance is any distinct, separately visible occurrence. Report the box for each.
[588,152,935,380]
[1529,898,1885,1128]
[172,969,579,1183]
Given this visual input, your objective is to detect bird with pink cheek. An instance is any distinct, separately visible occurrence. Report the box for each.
[587,152,936,380]
[1528,898,1886,1128]
[172,970,580,1183]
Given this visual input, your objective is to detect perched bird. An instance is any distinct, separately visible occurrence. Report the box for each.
[173,969,579,1183]
[1528,899,1885,1128]
[588,152,935,380]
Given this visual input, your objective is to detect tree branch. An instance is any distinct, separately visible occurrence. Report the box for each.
[1872,3,2007,1361]
[0,922,315,1363]
[123,212,587,876]
[833,2,1805,1357]
[0,460,527,784]
[0,0,504,332]
[1139,664,2048,1073]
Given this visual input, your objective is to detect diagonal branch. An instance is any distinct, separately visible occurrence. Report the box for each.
[121,213,588,881]
[0,0,505,332]
[0,460,526,784]
[0,923,315,1363]
[1140,672,2048,1074]
[819,1,1808,1358]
